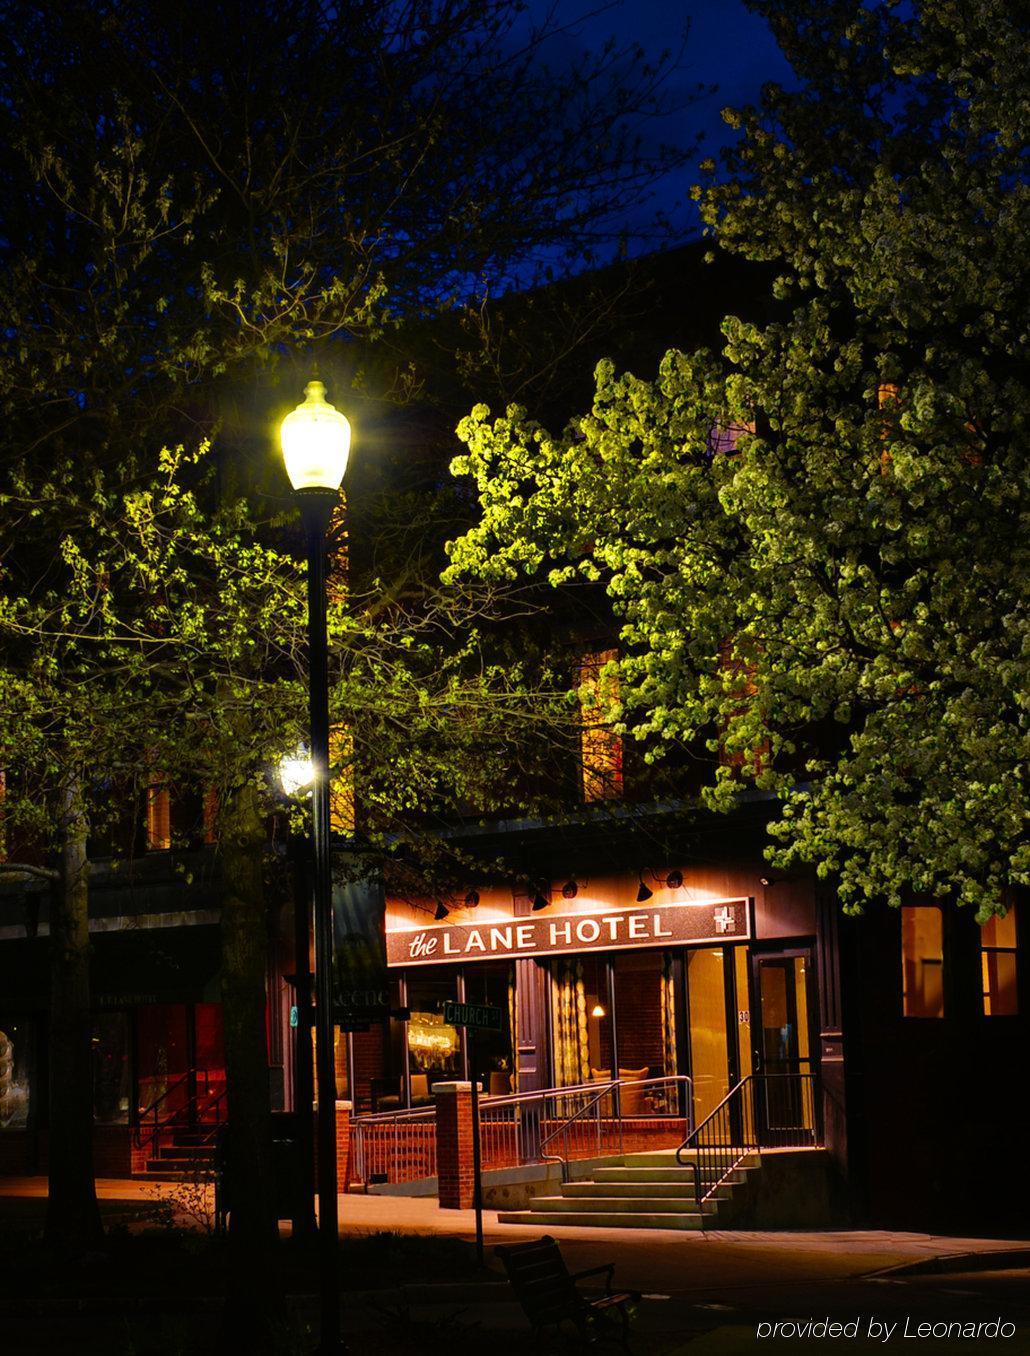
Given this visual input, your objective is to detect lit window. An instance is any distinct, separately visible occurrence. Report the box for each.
[329,726,355,834]
[981,905,1018,1016]
[145,780,171,851]
[577,650,623,802]
[901,906,944,1017]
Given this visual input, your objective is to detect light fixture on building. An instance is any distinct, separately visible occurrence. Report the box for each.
[434,900,450,921]
[531,882,550,911]
[665,869,684,889]
[760,875,775,888]
[590,1002,607,1019]
[561,878,579,900]
[464,889,480,908]
[636,875,653,903]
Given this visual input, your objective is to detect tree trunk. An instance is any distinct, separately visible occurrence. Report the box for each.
[219,779,291,1349]
[44,776,103,1255]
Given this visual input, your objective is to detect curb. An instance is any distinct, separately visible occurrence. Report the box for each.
[868,1248,1030,1279]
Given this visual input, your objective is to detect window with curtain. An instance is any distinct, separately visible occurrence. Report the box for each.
[550,958,590,1087]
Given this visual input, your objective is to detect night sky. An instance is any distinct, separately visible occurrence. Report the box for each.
[523,0,795,248]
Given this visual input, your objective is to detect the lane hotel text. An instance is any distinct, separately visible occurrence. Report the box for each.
[387,899,750,967]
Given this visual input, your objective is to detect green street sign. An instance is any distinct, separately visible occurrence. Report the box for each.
[441,1000,504,1032]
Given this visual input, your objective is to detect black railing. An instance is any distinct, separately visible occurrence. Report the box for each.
[134,1069,227,1163]
[675,1072,821,1207]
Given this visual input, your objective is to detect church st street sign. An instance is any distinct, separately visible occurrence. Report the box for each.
[387,897,750,968]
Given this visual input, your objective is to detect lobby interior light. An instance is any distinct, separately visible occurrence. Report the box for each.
[636,875,653,903]
[590,1002,607,1019]
[279,380,351,492]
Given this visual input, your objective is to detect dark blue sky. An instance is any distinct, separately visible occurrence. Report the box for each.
[525,0,795,248]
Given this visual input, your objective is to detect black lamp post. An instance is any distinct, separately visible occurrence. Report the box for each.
[280,379,352,1354]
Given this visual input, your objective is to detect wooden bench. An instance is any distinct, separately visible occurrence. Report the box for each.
[494,1235,640,1347]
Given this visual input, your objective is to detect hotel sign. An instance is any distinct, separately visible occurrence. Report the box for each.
[387,897,750,968]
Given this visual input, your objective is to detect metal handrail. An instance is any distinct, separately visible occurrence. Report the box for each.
[676,1071,821,1208]
[134,1067,224,1160]
[675,1075,750,1164]
[539,1075,693,1179]
[349,1073,692,1187]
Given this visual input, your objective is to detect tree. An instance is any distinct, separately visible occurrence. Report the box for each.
[445,0,1030,921]
[0,0,693,1281]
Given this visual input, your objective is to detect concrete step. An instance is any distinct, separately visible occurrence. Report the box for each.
[159,1144,215,1159]
[591,1166,750,1184]
[562,1181,699,1199]
[527,1194,701,1215]
[146,1156,214,1175]
[622,1149,758,1166]
[497,1208,704,1230]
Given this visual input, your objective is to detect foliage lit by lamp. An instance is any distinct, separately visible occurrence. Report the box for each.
[280,381,351,491]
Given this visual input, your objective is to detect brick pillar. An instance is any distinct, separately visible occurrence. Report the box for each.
[434,1081,474,1209]
[335,1100,352,1189]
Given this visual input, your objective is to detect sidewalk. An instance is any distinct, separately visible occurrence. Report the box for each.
[2,1178,1028,1355]
[3,1175,1028,1293]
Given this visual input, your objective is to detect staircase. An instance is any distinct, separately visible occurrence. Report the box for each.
[133,1071,225,1180]
[496,1149,759,1231]
[141,1127,218,1180]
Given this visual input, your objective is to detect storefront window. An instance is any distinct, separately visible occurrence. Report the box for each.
[612,952,677,1114]
[406,969,461,1099]
[687,947,730,1126]
[136,1004,189,1118]
[92,1012,130,1123]
[0,1019,33,1129]
[462,961,516,1095]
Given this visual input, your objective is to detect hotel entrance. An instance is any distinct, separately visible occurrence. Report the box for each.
[751,950,818,1143]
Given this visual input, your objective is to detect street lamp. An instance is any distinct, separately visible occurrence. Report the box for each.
[280,379,351,1354]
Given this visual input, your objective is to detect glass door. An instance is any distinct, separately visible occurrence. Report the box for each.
[751,951,817,1144]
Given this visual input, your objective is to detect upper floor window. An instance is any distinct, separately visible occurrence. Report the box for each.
[901,905,944,1018]
[145,779,171,852]
[981,905,1018,1016]
[577,650,623,803]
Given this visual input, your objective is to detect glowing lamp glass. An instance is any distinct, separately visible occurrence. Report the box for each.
[279,380,351,491]
[279,751,315,797]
